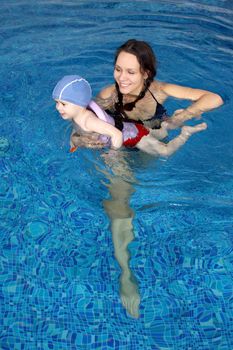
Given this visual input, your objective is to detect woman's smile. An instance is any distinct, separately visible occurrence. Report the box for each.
[114,51,147,96]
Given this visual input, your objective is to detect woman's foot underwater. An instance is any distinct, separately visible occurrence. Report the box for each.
[120,273,140,319]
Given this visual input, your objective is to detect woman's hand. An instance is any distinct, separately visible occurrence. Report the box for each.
[70,132,106,149]
[169,108,202,127]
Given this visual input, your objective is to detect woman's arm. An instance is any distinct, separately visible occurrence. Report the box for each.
[95,84,116,110]
[161,82,224,124]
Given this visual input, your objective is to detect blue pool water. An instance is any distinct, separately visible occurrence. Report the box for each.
[1,1,233,349]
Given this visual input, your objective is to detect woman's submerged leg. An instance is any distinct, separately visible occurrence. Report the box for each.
[101,153,140,319]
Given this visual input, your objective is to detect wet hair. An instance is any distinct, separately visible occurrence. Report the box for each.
[114,39,157,115]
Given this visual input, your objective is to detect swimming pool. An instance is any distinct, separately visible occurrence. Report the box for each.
[1,0,233,349]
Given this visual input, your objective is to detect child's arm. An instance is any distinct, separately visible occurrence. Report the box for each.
[81,112,123,149]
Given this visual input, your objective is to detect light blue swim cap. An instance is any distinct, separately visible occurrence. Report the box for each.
[52,75,92,107]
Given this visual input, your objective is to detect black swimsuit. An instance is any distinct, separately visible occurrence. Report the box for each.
[141,89,168,129]
[106,88,168,130]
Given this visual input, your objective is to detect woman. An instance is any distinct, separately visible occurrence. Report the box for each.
[71,39,223,148]
[69,40,223,318]
[95,39,223,131]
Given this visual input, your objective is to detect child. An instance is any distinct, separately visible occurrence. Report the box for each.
[52,75,207,156]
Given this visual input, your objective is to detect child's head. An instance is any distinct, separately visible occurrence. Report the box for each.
[52,75,92,107]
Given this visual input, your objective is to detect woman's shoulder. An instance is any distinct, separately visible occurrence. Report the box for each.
[150,80,169,90]
[97,84,116,98]
[95,84,117,109]
[149,80,169,101]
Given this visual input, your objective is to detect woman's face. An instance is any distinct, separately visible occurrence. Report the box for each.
[114,51,148,96]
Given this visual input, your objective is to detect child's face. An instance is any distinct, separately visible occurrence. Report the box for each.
[55,99,82,120]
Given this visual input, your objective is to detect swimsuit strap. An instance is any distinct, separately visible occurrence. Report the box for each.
[148,88,167,118]
[109,88,166,129]
[148,88,160,104]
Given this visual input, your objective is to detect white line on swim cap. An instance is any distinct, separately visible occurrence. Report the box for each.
[59,78,83,100]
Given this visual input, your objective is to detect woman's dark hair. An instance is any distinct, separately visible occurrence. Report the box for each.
[114,39,157,82]
[114,39,157,116]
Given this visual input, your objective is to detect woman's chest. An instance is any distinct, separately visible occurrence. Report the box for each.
[124,92,157,121]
